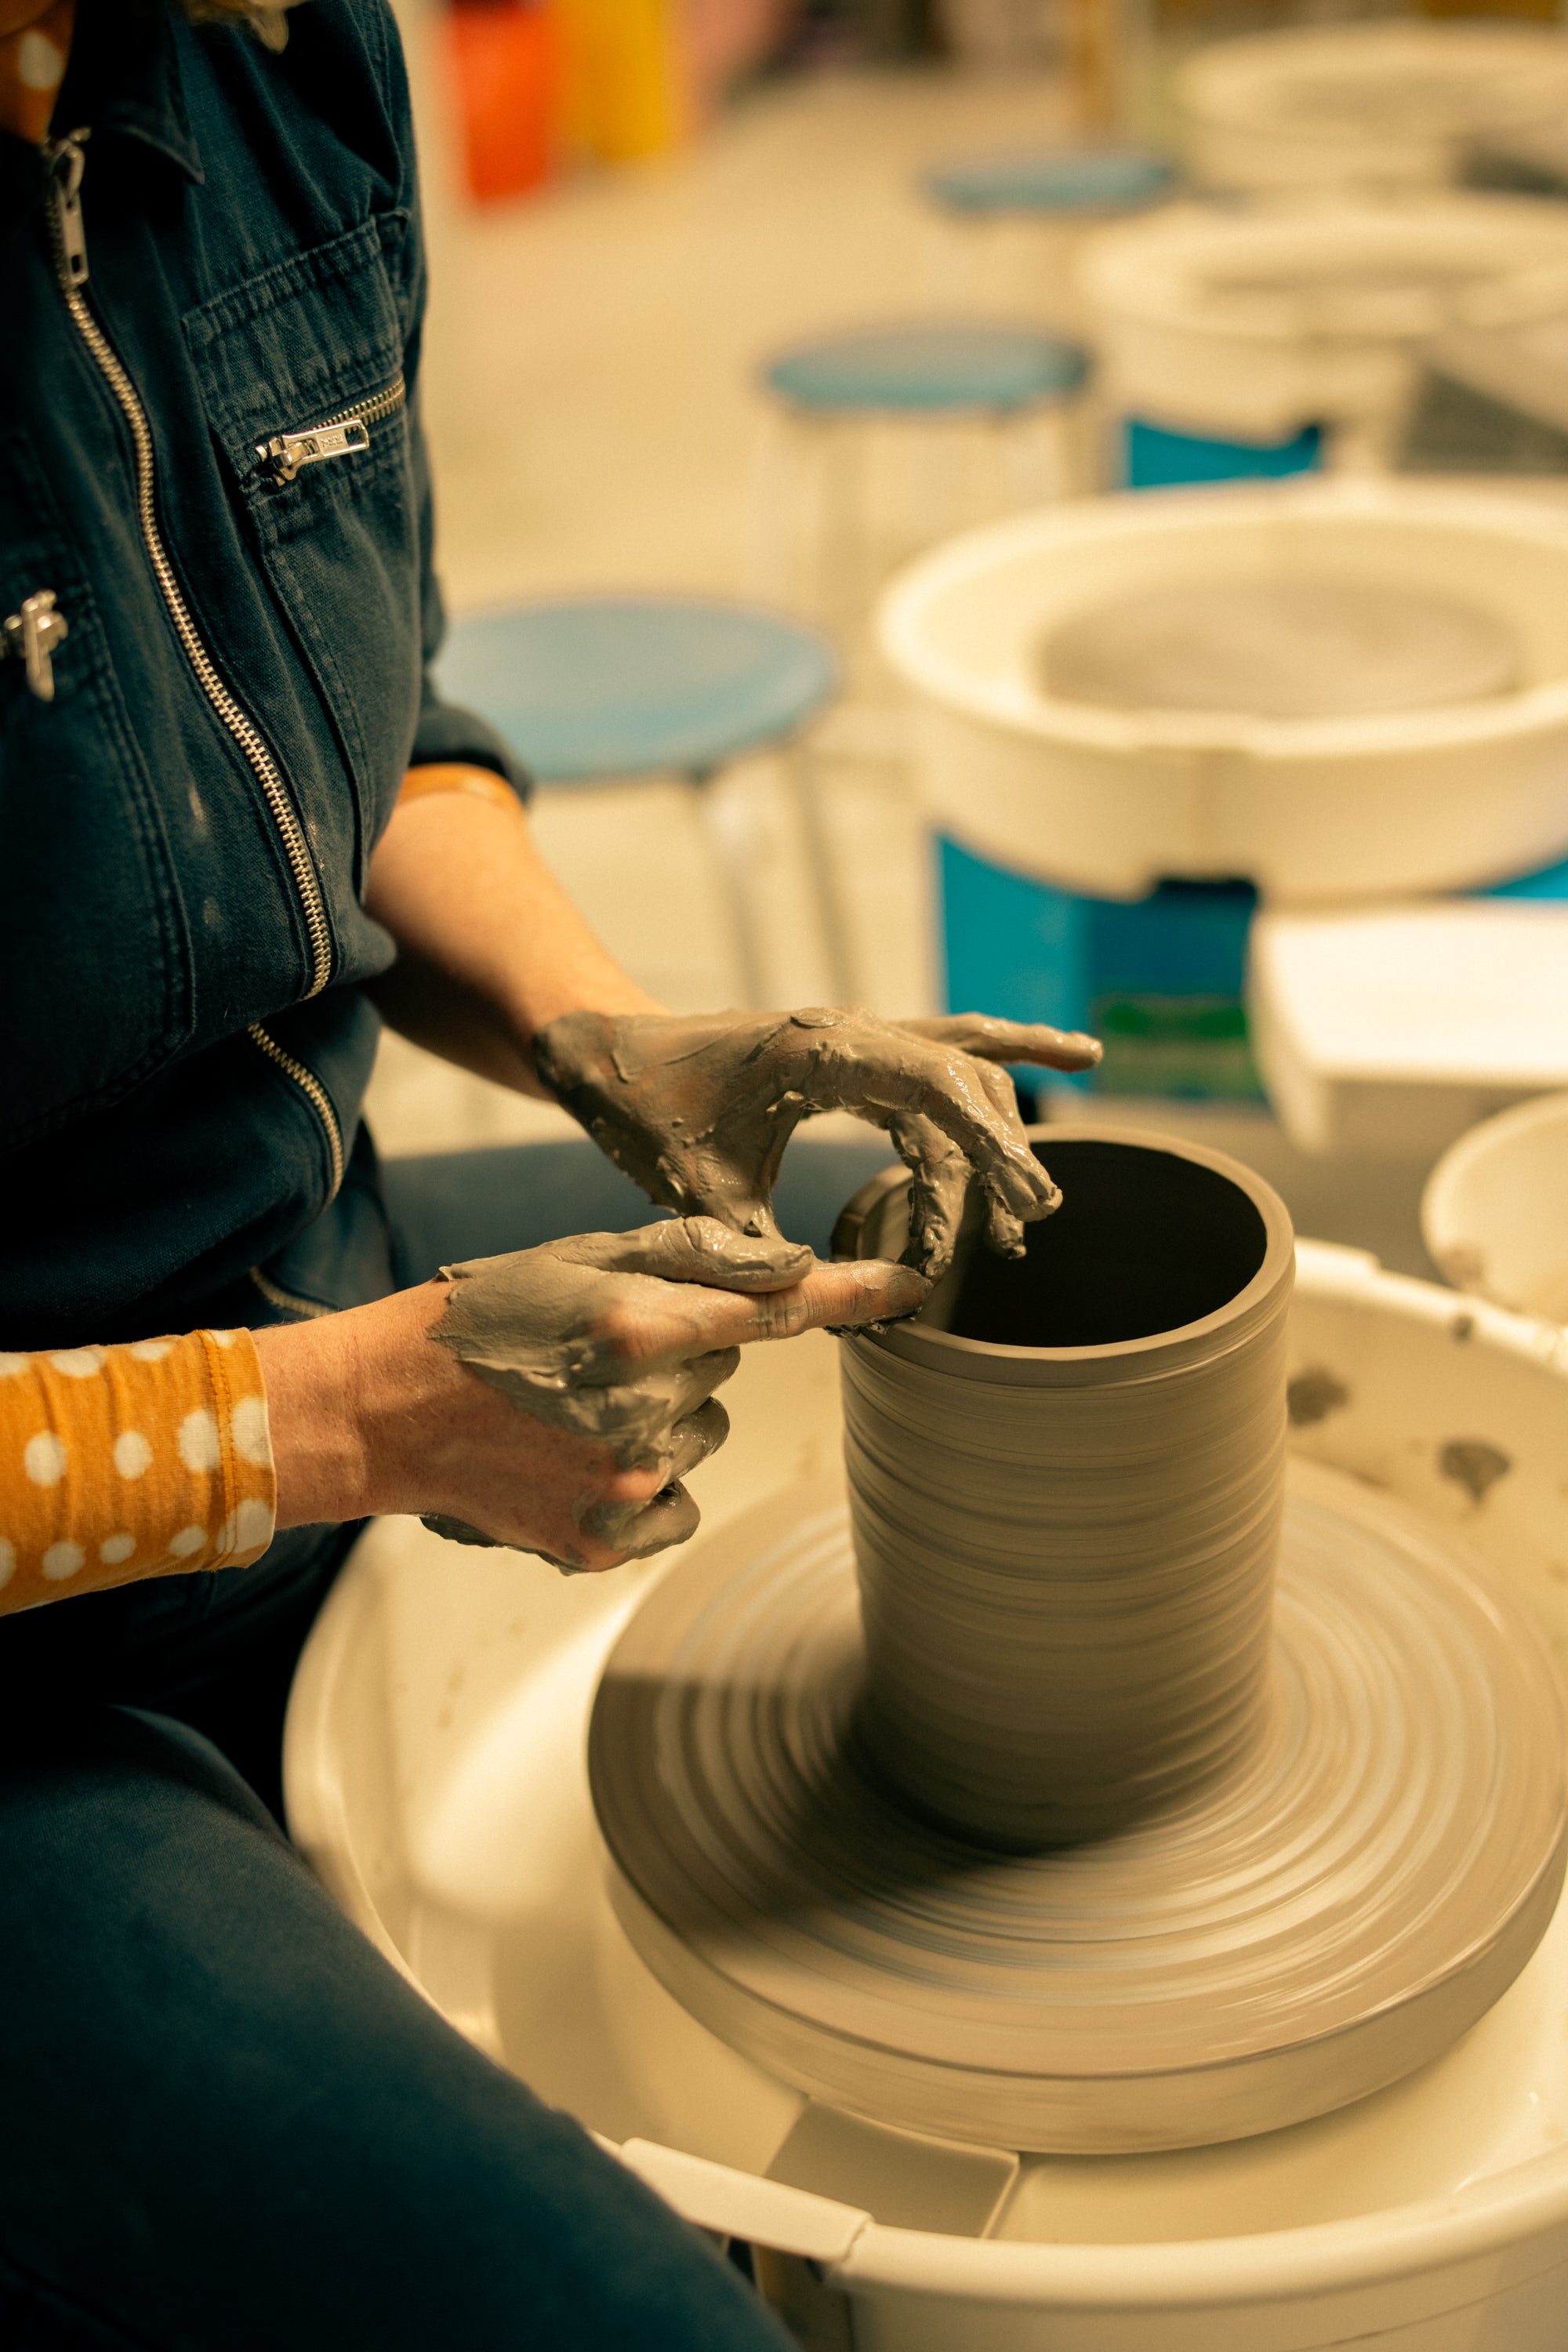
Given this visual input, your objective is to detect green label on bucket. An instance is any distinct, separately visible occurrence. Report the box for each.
[1090,995,1262,1102]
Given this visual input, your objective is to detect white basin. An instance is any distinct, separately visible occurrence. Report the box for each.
[1080,195,1568,443]
[876,479,1568,902]
[1176,23,1568,198]
[1424,1091,1568,1319]
[287,1243,1568,2350]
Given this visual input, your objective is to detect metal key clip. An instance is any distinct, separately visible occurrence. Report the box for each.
[2,590,69,702]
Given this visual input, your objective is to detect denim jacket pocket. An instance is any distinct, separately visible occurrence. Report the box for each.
[183,212,421,890]
[0,425,194,1152]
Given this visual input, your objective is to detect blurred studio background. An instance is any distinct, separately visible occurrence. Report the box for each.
[377,0,1568,1302]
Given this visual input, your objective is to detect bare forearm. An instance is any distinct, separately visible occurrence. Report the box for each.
[363,782,662,1096]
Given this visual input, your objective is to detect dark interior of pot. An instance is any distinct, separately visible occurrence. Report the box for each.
[930,1139,1269,1348]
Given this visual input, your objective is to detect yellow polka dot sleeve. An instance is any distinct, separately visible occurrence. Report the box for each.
[0,1330,277,1615]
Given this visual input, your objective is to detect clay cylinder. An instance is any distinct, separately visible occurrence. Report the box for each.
[836,1128,1294,1852]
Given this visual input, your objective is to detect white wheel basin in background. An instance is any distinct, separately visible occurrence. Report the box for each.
[876,479,1568,902]
[1176,22,1568,197]
[1079,195,1568,443]
[287,1244,1568,2351]
[1424,1091,1568,1319]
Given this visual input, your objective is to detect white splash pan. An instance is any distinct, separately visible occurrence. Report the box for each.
[1423,1091,1568,1320]
[1175,23,1568,197]
[287,1242,1568,2350]
[876,479,1568,902]
[1079,196,1568,443]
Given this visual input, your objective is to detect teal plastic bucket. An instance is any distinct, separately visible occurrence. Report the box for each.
[939,839,1568,1105]
[1123,416,1323,489]
[938,837,1260,1102]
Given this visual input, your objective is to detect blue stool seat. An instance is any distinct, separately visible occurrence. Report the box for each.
[763,322,1090,417]
[435,597,837,784]
[924,146,1177,220]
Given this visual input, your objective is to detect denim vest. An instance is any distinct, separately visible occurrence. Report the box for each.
[0,0,524,1348]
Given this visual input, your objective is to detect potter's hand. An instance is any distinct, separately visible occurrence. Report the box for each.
[426,1218,924,1565]
[535,1007,1102,1283]
[255,1219,925,1577]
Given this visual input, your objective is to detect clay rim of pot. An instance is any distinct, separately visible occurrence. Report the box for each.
[833,1123,1295,1388]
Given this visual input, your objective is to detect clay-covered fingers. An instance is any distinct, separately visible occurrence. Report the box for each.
[590,1396,731,1552]
[893,1044,1061,1228]
[535,1350,739,1470]
[598,1256,929,1361]
[884,1067,1067,1275]
[592,1479,702,1559]
[901,1014,1102,1074]
[564,1217,815,1292]
[797,1022,1057,1224]
[964,1061,1036,1258]
[967,1050,1027,1132]
[666,1395,731,1479]
[980,1160,1061,1258]
[891,1112,971,1281]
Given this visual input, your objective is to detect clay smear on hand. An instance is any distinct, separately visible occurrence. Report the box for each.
[535,1005,1100,1281]
[425,1217,923,1566]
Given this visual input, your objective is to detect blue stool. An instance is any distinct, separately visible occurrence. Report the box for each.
[923,146,1177,220]
[918,144,1175,354]
[436,597,843,1006]
[764,323,1091,416]
[756,322,1091,659]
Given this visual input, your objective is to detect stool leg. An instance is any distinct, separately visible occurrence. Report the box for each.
[693,769,771,1011]
[819,418,869,647]
[786,739,858,1007]
[749,409,804,609]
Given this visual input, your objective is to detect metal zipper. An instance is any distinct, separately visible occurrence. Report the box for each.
[256,374,406,484]
[2,588,68,699]
[248,1020,346,1199]
[42,131,333,1007]
[43,131,347,1212]
[249,1265,333,1321]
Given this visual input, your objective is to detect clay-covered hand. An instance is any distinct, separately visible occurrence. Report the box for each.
[424,1215,927,1568]
[535,1006,1102,1282]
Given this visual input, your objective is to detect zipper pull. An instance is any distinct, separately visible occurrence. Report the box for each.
[254,418,370,485]
[2,590,70,702]
[42,130,89,292]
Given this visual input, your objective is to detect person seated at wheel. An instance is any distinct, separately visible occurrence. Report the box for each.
[0,2,1098,2343]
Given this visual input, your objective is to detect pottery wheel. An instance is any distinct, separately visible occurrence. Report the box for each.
[590,1459,1567,2154]
[1036,575,1519,720]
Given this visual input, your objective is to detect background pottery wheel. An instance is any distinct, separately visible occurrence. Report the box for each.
[1037,575,1519,718]
[590,1461,1567,2154]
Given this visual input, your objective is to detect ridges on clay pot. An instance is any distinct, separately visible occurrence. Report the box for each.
[833,1127,1296,1852]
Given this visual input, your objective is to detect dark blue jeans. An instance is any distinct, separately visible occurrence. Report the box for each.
[0,1133,892,2352]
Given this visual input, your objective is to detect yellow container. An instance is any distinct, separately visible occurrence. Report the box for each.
[556,0,691,162]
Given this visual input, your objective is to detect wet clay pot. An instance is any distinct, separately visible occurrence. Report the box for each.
[834,1127,1296,1851]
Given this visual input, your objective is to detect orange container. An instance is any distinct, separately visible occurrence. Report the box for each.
[449,0,559,202]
